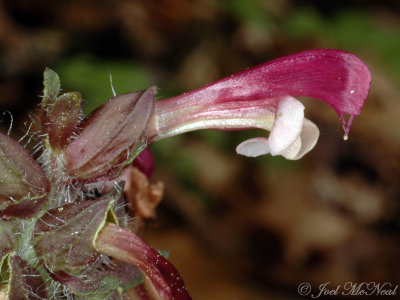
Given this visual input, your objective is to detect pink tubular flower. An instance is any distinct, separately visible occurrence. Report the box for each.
[142,49,371,160]
[63,50,371,181]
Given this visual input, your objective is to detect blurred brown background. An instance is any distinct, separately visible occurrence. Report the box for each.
[1,0,400,299]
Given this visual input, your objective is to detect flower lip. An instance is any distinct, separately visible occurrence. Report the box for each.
[235,96,306,158]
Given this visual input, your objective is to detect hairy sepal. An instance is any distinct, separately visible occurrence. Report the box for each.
[50,270,121,299]
[48,91,82,150]
[50,263,142,299]
[1,253,49,300]
[0,222,15,255]
[64,87,156,181]
[33,198,114,275]
[0,132,49,218]
[42,67,60,109]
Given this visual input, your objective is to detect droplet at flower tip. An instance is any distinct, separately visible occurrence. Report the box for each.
[0,49,371,299]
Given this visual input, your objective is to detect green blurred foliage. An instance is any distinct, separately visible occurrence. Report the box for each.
[221,0,272,27]
[285,8,400,83]
[55,56,154,114]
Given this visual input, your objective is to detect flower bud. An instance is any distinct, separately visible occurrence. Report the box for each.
[64,87,156,181]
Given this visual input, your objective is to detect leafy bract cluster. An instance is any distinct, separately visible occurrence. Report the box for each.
[0,69,191,300]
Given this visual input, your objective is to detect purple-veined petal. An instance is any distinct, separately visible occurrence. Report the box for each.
[95,222,192,300]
